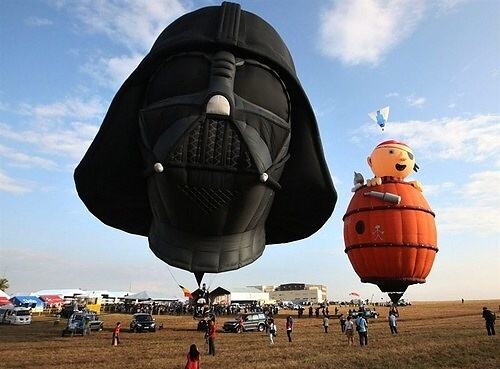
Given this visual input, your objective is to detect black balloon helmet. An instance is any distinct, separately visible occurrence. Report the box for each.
[74,2,337,273]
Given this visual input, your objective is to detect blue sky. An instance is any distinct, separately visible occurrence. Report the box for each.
[1,0,499,301]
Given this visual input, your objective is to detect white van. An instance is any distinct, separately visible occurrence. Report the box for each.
[0,306,32,325]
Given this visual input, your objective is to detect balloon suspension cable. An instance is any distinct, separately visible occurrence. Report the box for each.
[165,263,183,289]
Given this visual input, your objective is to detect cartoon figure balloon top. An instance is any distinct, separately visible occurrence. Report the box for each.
[343,140,437,304]
[366,140,422,191]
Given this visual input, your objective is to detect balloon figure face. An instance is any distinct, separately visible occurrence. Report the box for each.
[367,141,416,179]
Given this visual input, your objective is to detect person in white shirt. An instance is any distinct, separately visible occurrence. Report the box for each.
[268,318,277,344]
[344,315,354,346]
[389,312,398,334]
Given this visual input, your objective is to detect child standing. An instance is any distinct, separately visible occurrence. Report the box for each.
[185,344,200,369]
[112,322,121,346]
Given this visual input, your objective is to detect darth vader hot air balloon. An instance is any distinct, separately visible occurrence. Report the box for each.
[343,140,437,303]
[74,2,336,284]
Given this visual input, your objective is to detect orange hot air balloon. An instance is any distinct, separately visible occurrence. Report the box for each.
[344,141,437,303]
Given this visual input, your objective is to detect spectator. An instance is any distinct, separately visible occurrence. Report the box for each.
[356,315,368,346]
[482,307,496,336]
[308,306,313,318]
[268,318,277,345]
[388,312,398,335]
[83,316,91,336]
[322,315,329,333]
[237,315,244,333]
[206,320,217,355]
[345,316,354,346]
[286,316,294,342]
[339,316,346,333]
[112,322,121,346]
[185,344,200,369]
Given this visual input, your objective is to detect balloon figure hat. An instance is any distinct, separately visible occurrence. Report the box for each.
[74,2,337,285]
[343,140,437,304]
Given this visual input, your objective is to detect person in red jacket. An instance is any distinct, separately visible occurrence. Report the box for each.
[185,344,200,369]
[112,322,121,346]
[206,320,217,356]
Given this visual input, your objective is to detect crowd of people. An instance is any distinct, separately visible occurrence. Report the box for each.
[64,300,497,368]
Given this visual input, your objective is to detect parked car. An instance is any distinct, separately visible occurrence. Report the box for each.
[61,312,103,336]
[223,313,267,333]
[0,306,32,325]
[398,299,411,306]
[350,308,379,319]
[130,313,156,332]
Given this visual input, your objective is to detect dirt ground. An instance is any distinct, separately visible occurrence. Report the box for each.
[1,300,498,369]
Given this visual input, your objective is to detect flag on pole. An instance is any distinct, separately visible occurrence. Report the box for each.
[179,285,192,298]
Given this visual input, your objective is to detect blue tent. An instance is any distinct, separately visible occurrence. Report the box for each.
[10,295,44,310]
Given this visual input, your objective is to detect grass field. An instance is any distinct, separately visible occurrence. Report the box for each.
[1,300,498,369]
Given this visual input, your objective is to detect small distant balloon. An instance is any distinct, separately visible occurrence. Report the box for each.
[368,106,390,130]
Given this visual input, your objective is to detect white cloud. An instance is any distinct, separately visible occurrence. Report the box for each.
[53,1,189,89]
[0,170,32,194]
[424,181,455,196]
[22,96,105,121]
[82,54,143,89]
[385,92,399,98]
[0,96,102,162]
[60,0,188,52]
[0,144,57,170]
[406,95,426,107]
[25,16,53,27]
[421,171,500,234]
[436,203,500,234]
[319,0,426,65]
[352,114,500,163]
[436,0,470,12]
[0,122,98,160]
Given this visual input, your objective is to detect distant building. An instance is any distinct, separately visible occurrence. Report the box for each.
[251,283,327,304]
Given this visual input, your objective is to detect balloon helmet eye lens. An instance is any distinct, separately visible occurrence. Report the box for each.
[389,149,394,154]
[408,152,414,160]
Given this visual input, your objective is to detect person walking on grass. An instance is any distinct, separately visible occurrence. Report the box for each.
[286,316,294,342]
[268,318,277,345]
[185,344,200,369]
[112,322,121,346]
[322,315,329,333]
[345,316,354,346]
[388,311,398,335]
[482,307,496,336]
[356,315,368,346]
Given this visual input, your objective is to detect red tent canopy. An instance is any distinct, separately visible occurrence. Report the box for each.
[0,297,10,306]
[39,295,64,305]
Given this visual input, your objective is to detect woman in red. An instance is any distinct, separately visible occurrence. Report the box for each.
[112,322,121,346]
[185,344,200,369]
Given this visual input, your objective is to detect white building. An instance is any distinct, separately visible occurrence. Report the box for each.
[252,283,327,304]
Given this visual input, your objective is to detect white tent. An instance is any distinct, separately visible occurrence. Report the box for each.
[0,290,9,299]
[124,291,180,302]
